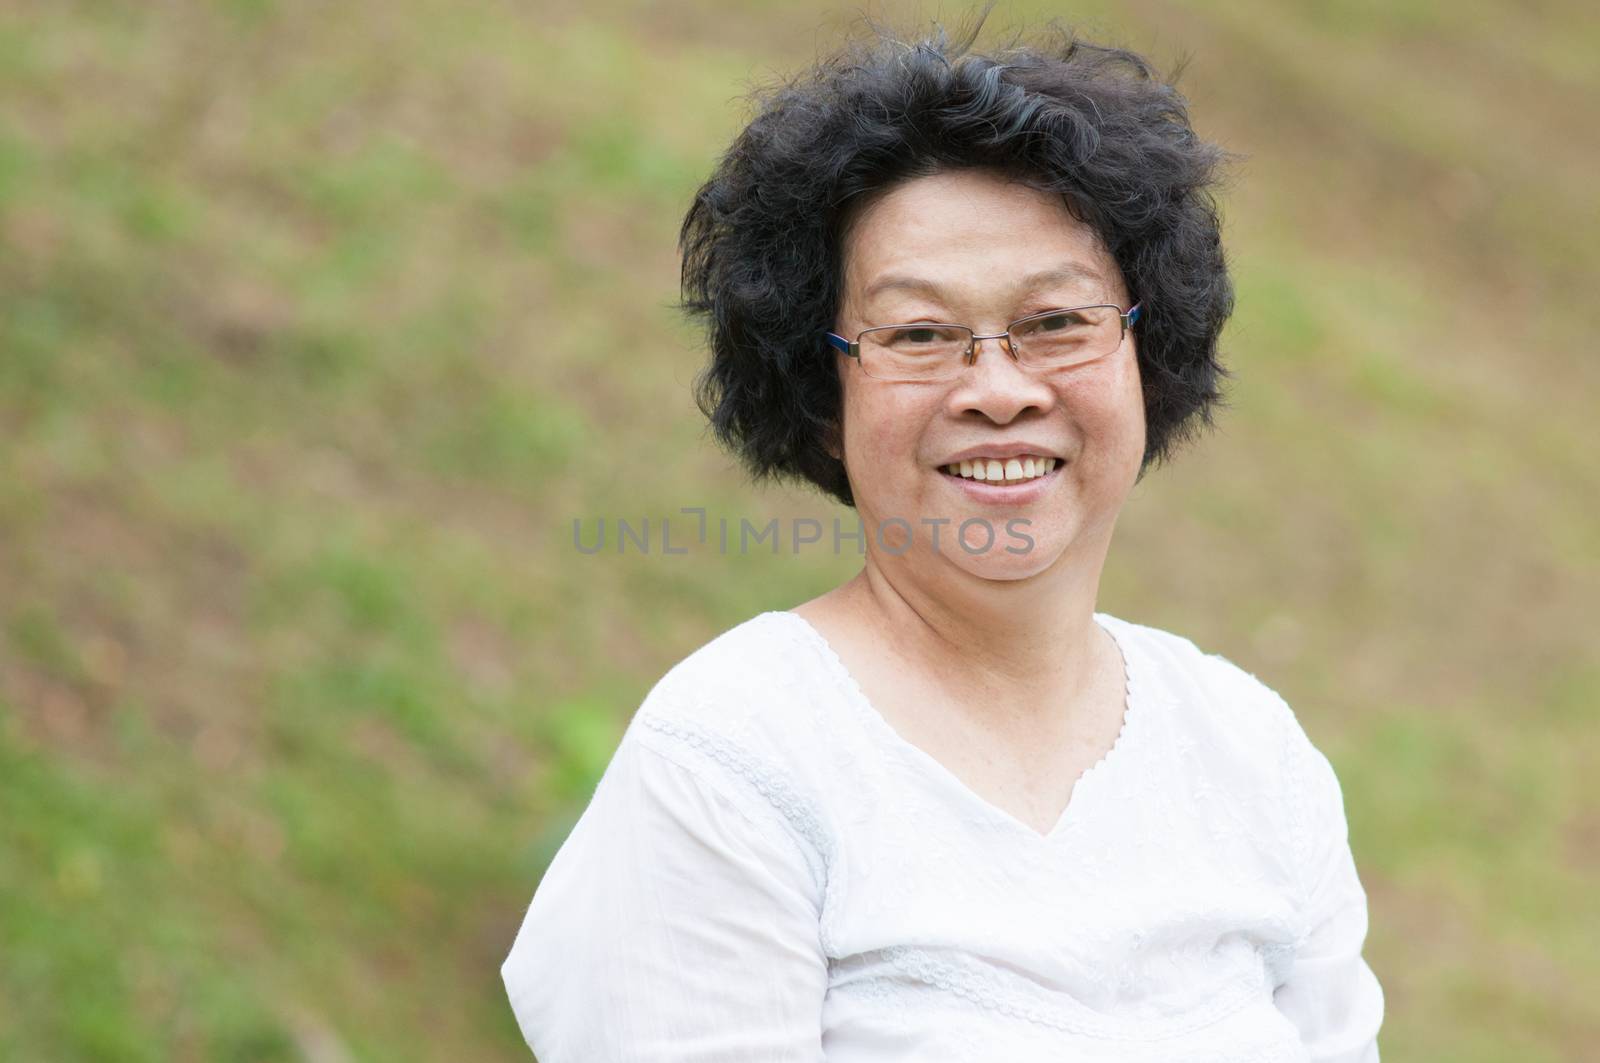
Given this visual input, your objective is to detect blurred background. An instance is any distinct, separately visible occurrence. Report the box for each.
[1,1,1596,1059]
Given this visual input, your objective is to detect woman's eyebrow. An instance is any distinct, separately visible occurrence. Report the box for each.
[862,262,1106,301]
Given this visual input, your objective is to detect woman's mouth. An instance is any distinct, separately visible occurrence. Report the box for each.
[937,455,1062,505]
[940,456,1058,484]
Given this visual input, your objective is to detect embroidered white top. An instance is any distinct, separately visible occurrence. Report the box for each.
[502,610,1384,1062]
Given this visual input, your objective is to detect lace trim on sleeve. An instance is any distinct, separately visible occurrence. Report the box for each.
[1275,688,1322,967]
[634,711,842,955]
[869,943,1274,1041]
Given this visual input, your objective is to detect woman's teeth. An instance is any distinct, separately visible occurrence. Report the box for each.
[943,457,1057,483]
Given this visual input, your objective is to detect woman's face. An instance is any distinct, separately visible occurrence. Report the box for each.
[833,167,1146,581]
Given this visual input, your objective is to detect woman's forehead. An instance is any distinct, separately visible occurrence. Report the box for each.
[841,173,1116,298]
[856,261,1111,304]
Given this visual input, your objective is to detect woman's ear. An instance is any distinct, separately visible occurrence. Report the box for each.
[823,348,847,463]
[821,416,843,463]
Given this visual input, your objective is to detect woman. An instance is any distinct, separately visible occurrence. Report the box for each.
[504,20,1384,1062]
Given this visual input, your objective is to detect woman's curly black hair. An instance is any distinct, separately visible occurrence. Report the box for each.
[679,15,1237,507]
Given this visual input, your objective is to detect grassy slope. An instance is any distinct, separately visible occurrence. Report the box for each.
[0,1,1595,1059]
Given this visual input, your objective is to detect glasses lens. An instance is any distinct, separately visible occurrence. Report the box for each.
[1010,306,1122,367]
[858,324,971,381]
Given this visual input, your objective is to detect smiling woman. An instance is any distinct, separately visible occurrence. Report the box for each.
[503,14,1384,1062]
[822,169,1147,579]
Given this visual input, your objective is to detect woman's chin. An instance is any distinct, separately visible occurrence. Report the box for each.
[941,537,1062,582]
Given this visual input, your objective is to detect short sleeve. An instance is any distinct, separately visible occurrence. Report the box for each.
[500,728,828,1062]
[1273,724,1386,1062]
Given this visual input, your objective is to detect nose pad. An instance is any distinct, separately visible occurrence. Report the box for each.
[965,333,1017,367]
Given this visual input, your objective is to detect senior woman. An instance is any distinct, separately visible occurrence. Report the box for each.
[503,22,1383,1063]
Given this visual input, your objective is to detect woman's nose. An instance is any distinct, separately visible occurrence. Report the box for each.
[949,334,1056,423]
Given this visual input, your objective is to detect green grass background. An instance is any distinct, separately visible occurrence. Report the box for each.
[1,1,1596,1059]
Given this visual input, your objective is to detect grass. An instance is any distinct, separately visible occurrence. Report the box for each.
[0,1,1596,1059]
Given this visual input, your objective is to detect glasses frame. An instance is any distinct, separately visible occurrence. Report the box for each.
[824,302,1143,381]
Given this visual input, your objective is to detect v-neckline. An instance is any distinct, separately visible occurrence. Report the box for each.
[775,609,1143,844]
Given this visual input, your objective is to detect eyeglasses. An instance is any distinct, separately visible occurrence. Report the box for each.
[823,303,1143,383]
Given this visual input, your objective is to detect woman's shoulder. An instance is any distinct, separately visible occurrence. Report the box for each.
[631,610,831,731]
[1105,611,1316,770]
[1108,611,1295,711]
[619,611,847,851]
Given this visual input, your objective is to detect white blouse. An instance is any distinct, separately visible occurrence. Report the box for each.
[502,610,1384,1061]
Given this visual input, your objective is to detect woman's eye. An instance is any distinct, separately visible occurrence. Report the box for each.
[893,328,944,344]
[1034,312,1085,332]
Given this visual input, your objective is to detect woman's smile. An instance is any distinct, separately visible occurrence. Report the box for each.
[937,455,1063,505]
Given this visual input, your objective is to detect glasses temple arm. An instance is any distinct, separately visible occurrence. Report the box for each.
[823,332,859,358]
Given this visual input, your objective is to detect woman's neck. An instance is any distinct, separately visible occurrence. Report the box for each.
[820,541,1110,711]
